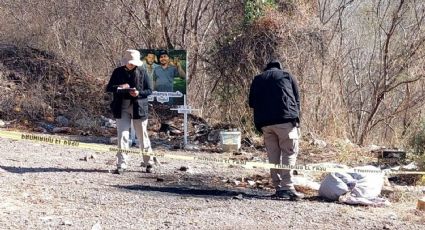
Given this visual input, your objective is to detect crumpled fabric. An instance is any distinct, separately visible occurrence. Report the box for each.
[338,193,391,207]
[318,165,390,206]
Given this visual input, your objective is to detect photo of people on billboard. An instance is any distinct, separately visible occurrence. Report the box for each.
[139,49,187,105]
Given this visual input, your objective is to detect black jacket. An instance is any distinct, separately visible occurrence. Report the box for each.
[248,60,300,132]
[106,66,152,120]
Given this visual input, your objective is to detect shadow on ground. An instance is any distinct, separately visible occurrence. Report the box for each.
[115,184,326,203]
[114,173,325,202]
[115,184,273,200]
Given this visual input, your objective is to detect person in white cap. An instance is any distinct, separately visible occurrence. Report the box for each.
[106,49,156,174]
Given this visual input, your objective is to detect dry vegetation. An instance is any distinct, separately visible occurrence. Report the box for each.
[0,44,106,131]
[0,0,425,150]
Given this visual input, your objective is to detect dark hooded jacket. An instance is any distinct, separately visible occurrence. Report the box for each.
[248,60,300,132]
[106,66,152,120]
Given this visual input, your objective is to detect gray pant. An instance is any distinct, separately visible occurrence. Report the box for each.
[262,123,299,191]
[116,100,153,169]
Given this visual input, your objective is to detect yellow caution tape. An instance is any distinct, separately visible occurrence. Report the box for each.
[1,130,424,175]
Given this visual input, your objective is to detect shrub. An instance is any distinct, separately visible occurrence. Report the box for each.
[409,121,425,156]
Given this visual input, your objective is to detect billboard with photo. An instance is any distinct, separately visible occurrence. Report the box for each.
[139,49,187,105]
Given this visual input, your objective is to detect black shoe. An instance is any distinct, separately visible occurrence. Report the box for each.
[146,165,153,173]
[112,168,125,175]
[288,188,305,200]
[273,189,304,201]
[272,190,290,200]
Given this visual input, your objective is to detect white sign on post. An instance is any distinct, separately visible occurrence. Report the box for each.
[148,91,184,103]
[130,49,189,147]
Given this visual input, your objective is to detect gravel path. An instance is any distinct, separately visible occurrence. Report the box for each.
[0,136,424,230]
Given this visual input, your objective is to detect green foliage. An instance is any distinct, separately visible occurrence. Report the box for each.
[409,121,425,156]
[244,0,276,25]
[173,78,186,94]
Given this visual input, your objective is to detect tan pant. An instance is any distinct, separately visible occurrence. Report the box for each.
[262,123,299,191]
[116,100,153,169]
[130,119,151,149]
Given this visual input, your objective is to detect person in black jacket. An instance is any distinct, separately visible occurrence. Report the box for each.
[249,59,304,200]
[106,49,154,174]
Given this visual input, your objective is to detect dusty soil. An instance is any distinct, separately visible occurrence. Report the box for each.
[1,133,424,230]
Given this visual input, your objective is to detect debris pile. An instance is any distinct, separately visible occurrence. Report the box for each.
[0,44,105,133]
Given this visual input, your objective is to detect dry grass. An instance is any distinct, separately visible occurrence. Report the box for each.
[0,44,106,133]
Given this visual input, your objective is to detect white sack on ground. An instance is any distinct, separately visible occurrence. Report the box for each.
[318,165,390,206]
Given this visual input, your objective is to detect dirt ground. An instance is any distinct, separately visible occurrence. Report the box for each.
[1,133,424,230]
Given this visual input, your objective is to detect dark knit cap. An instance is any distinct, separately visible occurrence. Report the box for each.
[265,59,282,70]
